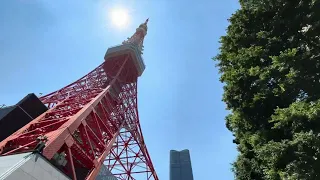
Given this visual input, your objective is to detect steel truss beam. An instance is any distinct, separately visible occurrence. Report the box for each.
[0,57,158,180]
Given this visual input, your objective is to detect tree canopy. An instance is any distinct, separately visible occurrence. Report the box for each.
[215,0,320,179]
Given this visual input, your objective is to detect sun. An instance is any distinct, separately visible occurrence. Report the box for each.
[110,8,129,28]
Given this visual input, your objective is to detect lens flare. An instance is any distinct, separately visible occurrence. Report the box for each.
[110,8,129,28]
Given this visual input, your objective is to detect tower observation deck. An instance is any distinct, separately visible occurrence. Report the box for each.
[0,19,158,180]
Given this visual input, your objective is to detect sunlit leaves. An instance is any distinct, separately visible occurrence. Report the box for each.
[215,0,320,179]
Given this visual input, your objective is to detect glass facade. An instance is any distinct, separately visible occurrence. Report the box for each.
[170,149,194,180]
[95,164,117,180]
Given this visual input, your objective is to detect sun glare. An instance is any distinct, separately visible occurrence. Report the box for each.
[110,8,129,28]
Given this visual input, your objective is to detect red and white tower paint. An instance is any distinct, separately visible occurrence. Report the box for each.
[0,19,158,180]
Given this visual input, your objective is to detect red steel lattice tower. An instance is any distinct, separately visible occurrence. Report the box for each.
[0,19,159,180]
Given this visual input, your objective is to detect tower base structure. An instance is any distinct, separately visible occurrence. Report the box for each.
[0,152,70,180]
[0,152,117,180]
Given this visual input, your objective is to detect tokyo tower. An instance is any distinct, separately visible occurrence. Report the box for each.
[0,19,159,180]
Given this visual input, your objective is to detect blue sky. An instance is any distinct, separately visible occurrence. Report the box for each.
[0,0,239,179]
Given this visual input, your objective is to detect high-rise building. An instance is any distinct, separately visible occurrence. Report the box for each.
[170,149,194,180]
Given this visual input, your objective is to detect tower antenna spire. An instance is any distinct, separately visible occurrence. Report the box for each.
[122,19,149,53]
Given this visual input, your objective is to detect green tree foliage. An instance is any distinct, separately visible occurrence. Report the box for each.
[215,0,320,179]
